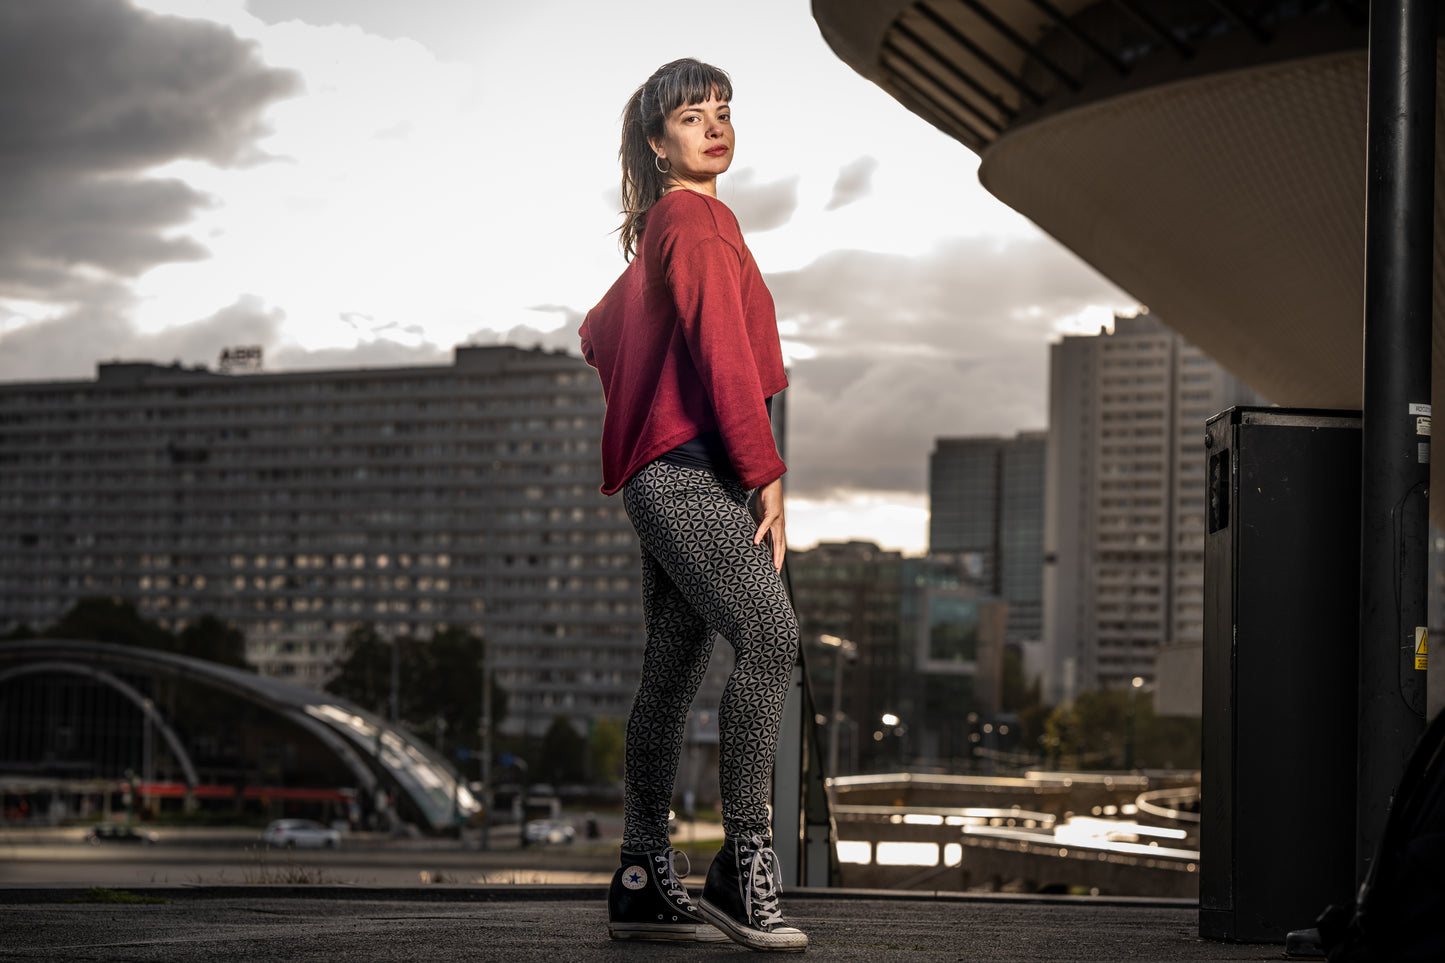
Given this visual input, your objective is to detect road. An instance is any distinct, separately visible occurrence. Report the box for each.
[0,822,721,888]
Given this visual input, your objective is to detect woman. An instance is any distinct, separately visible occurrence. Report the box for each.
[578,58,807,953]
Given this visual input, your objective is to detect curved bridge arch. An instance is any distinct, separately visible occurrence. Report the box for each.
[0,640,479,831]
[0,660,201,789]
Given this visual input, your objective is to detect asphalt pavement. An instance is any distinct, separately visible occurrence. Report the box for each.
[0,885,1291,962]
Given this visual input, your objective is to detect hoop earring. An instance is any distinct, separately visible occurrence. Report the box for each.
[655,155,670,174]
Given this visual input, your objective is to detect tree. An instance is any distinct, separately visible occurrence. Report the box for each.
[44,598,174,651]
[1040,687,1201,771]
[325,624,399,717]
[538,715,587,785]
[416,626,506,751]
[588,717,625,786]
[175,615,247,668]
[324,625,506,754]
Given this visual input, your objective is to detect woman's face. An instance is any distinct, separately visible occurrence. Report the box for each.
[650,95,733,195]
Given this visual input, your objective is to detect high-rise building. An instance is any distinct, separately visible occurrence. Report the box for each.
[1042,313,1265,704]
[929,432,1046,644]
[0,345,644,736]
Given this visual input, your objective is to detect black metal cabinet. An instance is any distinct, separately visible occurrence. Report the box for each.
[1200,407,1360,942]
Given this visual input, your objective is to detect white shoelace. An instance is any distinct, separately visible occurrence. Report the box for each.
[654,849,693,906]
[739,836,785,927]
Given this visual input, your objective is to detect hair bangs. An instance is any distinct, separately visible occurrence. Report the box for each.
[653,61,733,118]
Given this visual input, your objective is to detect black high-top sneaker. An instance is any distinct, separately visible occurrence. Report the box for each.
[607,848,727,942]
[697,836,808,952]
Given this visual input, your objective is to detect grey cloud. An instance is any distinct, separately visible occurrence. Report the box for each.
[0,0,299,305]
[0,292,462,380]
[824,156,879,211]
[267,339,452,372]
[466,323,581,357]
[527,303,586,326]
[769,238,1132,499]
[595,169,798,238]
[723,169,800,234]
[0,0,298,176]
[0,294,283,382]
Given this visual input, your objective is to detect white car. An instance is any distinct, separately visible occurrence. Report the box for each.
[523,819,575,845]
[262,818,341,849]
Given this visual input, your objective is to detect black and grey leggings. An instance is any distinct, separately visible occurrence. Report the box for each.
[620,459,799,852]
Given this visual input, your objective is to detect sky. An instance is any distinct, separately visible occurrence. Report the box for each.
[0,0,1137,554]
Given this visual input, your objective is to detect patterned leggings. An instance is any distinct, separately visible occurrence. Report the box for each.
[620,460,800,852]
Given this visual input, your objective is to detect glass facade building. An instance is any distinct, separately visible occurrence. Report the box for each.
[928,432,1046,644]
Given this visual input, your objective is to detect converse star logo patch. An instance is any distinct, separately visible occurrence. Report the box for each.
[622,865,648,890]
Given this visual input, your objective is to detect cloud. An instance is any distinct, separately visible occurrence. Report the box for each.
[267,338,452,372]
[527,303,586,327]
[0,290,466,380]
[769,238,1134,499]
[824,156,879,211]
[466,323,580,356]
[723,168,800,234]
[0,0,298,301]
[0,293,283,381]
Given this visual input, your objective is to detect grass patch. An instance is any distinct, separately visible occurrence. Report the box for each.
[68,888,169,905]
[240,846,346,885]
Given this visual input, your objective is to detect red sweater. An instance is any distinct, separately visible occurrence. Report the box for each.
[579,190,788,495]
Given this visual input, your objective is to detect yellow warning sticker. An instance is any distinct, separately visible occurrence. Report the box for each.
[1415,627,1428,671]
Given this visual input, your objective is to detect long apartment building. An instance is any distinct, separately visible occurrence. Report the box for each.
[0,345,644,736]
[1043,314,1265,703]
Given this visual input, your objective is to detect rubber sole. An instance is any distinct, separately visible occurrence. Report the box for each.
[696,898,809,952]
[607,921,729,942]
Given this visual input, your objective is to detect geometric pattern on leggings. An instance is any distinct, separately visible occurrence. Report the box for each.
[620,460,800,853]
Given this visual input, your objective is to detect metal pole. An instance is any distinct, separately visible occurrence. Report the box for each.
[817,635,856,781]
[389,636,400,724]
[829,647,843,779]
[480,644,492,851]
[1357,0,1435,884]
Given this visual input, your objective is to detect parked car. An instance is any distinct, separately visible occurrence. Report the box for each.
[523,819,575,845]
[262,818,341,849]
[84,825,157,845]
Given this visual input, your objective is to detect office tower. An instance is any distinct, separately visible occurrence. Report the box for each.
[1042,313,1265,704]
[0,345,642,736]
[929,431,1046,644]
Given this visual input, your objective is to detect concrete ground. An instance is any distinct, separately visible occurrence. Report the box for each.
[0,886,1291,962]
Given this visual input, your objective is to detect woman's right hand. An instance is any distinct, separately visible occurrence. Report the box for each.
[752,478,787,572]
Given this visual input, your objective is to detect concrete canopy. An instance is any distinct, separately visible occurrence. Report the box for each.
[0,640,480,831]
[813,0,1443,513]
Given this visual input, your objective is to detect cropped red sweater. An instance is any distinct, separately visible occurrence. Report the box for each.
[579,190,788,495]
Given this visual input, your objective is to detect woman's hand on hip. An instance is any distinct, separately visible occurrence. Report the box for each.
[752,478,787,572]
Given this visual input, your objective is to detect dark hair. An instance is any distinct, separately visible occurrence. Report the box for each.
[617,58,733,261]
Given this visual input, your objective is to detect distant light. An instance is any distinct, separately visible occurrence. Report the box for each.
[881,713,900,726]
[1132,676,1145,688]
[876,842,939,866]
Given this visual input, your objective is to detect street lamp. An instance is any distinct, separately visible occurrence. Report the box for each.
[1125,675,1154,771]
[878,713,906,770]
[816,634,858,781]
